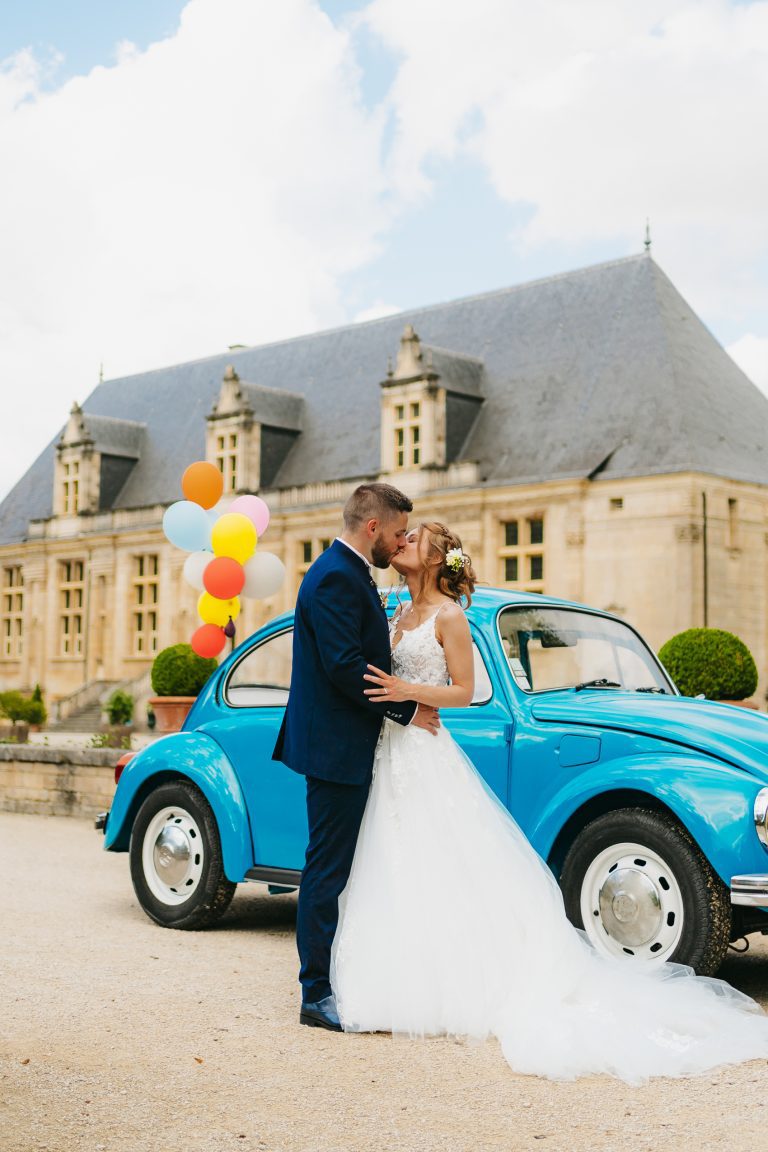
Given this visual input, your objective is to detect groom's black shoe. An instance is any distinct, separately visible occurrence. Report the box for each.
[300,994,343,1032]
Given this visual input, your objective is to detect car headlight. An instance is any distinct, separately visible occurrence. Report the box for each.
[755,788,768,849]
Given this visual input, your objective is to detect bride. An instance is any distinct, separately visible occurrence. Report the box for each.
[330,521,768,1083]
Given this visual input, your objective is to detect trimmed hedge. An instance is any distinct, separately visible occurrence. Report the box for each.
[150,643,218,697]
[658,628,758,701]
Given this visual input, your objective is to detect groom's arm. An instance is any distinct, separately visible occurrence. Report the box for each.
[309,568,417,726]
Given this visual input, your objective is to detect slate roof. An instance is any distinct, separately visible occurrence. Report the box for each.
[2,253,767,547]
[235,383,304,431]
[69,414,147,458]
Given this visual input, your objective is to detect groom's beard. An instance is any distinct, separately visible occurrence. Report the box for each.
[371,536,398,569]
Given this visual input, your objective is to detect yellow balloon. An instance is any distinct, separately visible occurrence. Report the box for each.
[198,592,241,627]
[211,512,257,564]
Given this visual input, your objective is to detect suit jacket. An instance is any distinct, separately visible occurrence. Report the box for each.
[272,539,417,785]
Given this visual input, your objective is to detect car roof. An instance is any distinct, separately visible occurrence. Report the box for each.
[262,586,621,635]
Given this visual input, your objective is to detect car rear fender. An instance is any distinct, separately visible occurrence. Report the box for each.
[103,731,253,883]
[530,753,768,886]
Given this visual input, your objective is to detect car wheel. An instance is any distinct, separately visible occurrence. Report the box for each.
[560,807,731,975]
[129,780,237,930]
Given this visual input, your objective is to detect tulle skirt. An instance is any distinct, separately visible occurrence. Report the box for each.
[330,719,768,1083]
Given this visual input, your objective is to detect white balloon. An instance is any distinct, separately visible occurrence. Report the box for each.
[183,550,212,591]
[242,552,285,599]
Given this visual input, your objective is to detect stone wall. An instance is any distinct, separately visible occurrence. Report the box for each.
[0,746,119,819]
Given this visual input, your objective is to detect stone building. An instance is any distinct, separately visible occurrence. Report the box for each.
[2,252,768,712]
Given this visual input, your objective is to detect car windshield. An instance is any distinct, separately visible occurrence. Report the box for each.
[497,606,673,694]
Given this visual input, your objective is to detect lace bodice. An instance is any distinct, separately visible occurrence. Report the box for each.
[390,608,449,687]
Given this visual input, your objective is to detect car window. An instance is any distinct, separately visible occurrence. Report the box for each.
[225,629,293,707]
[224,628,492,708]
[498,605,671,693]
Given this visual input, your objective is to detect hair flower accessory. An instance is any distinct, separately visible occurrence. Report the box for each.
[446,547,466,573]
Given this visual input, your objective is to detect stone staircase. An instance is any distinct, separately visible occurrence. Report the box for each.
[48,669,153,733]
[50,701,106,732]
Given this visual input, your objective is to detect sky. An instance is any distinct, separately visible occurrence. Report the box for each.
[1,0,767,503]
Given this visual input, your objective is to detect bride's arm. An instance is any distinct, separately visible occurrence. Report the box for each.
[364,604,475,708]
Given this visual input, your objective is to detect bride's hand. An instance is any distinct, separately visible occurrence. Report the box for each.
[364,664,412,703]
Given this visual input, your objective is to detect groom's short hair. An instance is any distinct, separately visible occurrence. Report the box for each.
[343,483,413,529]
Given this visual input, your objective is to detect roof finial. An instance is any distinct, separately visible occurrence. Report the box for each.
[99,362,104,384]
[644,218,652,254]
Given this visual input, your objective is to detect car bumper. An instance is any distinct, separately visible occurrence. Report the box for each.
[95,810,109,834]
[731,874,768,907]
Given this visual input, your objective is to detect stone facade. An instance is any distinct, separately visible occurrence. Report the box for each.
[1,254,767,707]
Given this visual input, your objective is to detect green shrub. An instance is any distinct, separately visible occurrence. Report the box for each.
[106,689,134,726]
[0,689,47,726]
[24,699,47,726]
[0,690,29,723]
[150,643,218,697]
[658,628,758,700]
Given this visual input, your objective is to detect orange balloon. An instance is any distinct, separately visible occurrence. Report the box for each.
[182,461,224,510]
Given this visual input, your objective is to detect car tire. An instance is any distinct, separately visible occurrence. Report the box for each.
[129,780,237,930]
[560,807,731,975]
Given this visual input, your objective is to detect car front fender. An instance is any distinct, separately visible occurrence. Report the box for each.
[103,731,253,883]
[530,753,768,886]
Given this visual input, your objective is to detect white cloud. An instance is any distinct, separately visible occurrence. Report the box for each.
[361,0,768,330]
[0,0,392,501]
[353,301,402,323]
[728,334,768,393]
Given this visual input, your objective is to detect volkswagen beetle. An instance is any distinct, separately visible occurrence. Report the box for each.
[97,588,768,975]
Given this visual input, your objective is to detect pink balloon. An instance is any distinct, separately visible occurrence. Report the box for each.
[229,494,270,536]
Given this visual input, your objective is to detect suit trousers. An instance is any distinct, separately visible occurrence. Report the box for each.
[297,774,371,1002]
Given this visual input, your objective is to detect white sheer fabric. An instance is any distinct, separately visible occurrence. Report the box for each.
[331,609,768,1083]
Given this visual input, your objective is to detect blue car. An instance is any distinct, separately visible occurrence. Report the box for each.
[98,588,768,975]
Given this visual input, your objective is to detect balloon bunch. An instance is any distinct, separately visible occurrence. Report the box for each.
[162,461,286,659]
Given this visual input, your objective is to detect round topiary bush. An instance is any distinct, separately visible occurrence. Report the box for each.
[658,628,758,701]
[150,643,218,697]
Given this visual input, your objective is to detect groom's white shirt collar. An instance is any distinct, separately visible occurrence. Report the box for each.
[336,536,372,571]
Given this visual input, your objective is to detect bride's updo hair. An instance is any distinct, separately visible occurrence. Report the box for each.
[417,522,476,606]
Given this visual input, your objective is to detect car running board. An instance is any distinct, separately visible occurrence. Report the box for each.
[245,865,302,889]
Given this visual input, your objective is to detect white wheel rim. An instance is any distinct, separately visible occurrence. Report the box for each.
[579,840,685,964]
[141,805,205,906]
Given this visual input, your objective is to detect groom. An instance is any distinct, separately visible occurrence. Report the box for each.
[273,483,439,1031]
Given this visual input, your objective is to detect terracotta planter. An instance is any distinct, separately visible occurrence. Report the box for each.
[719,698,759,710]
[148,696,197,733]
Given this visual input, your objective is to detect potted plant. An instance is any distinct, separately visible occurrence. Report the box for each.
[102,688,134,748]
[658,628,759,708]
[149,643,218,733]
[0,690,32,742]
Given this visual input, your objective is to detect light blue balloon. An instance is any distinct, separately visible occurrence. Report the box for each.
[163,500,211,552]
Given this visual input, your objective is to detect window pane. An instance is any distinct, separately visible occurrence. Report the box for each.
[410,402,420,419]
[530,554,544,581]
[395,404,404,421]
[302,541,312,564]
[505,557,518,582]
[529,518,544,545]
[226,629,293,706]
[504,521,518,547]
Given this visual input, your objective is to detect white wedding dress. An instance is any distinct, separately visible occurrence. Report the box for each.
[331,608,768,1083]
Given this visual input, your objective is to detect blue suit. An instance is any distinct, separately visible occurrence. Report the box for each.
[273,539,416,999]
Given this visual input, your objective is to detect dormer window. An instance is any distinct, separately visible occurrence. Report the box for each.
[207,365,304,493]
[216,431,240,492]
[62,460,80,514]
[380,326,484,477]
[54,403,144,518]
[393,401,422,469]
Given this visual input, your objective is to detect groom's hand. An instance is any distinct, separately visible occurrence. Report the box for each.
[411,704,440,735]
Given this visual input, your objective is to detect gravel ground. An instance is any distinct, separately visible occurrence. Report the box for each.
[3,811,768,1152]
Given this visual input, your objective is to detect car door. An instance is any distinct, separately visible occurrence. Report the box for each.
[204,626,309,870]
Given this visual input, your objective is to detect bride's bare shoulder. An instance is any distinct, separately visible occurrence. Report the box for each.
[435,600,469,638]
